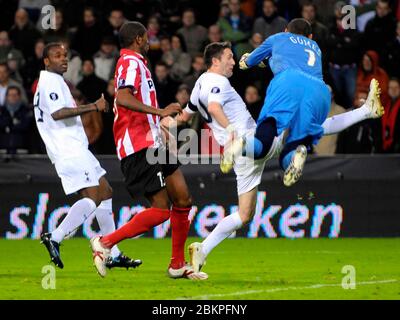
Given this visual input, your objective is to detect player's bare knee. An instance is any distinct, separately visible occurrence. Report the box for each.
[173,195,192,208]
[239,211,253,225]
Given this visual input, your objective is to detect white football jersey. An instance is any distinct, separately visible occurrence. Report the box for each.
[33,70,88,163]
[185,72,256,146]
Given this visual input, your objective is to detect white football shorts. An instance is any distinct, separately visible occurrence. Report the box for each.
[233,132,284,196]
[54,149,107,195]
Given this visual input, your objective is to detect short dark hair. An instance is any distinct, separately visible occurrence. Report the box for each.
[287,18,312,37]
[6,86,21,96]
[301,1,316,11]
[203,42,231,68]
[43,42,63,59]
[389,77,400,85]
[155,61,169,69]
[119,21,147,48]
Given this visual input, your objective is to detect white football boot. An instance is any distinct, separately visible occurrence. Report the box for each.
[167,262,208,280]
[90,236,111,277]
[188,242,207,273]
[283,145,308,187]
[365,78,384,119]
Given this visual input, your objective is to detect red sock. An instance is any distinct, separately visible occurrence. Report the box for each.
[170,206,191,269]
[101,207,170,248]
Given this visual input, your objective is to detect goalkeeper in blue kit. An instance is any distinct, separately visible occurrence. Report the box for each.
[222,18,384,186]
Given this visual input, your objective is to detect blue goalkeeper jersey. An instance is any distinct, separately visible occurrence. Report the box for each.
[246,32,323,80]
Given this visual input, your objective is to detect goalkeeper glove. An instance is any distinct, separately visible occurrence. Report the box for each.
[239,53,250,70]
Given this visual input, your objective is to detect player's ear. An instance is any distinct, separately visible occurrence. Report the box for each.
[43,57,50,67]
[308,34,313,40]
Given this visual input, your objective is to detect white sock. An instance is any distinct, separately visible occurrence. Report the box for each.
[202,212,243,256]
[95,198,121,259]
[322,104,369,135]
[51,198,97,243]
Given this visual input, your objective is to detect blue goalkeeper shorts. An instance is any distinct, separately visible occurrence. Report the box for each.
[257,69,331,145]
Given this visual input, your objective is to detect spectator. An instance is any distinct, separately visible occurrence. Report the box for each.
[161,34,192,82]
[177,9,208,57]
[93,36,119,82]
[19,0,50,26]
[310,0,340,29]
[93,78,116,154]
[175,84,202,150]
[218,0,253,58]
[301,1,329,53]
[327,6,361,108]
[381,20,400,78]
[314,85,346,155]
[76,59,107,103]
[21,38,45,92]
[336,90,382,153]
[183,53,206,90]
[231,32,272,96]
[219,0,231,18]
[0,31,24,67]
[43,9,70,43]
[354,50,389,106]
[253,0,287,40]
[60,38,82,86]
[250,32,263,48]
[275,0,301,22]
[363,0,397,55]
[208,24,223,43]
[147,15,166,66]
[105,9,126,46]
[7,49,24,84]
[0,63,27,106]
[350,0,379,32]
[153,61,179,108]
[244,84,263,121]
[381,78,400,153]
[71,7,104,60]
[0,86,32,154]
[8,8,42,60]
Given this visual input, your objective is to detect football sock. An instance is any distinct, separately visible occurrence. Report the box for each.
[202,212,243,256]
[322,104,370,135]
[95,199,121,259]
[51,197,97,243]
[170,206,191,269]
[100,207,170,248]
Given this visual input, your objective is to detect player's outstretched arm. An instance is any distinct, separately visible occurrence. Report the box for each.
[160,110,193,130]
[51,94,109,121]
[240,36,273,70]
[116,88,182,118]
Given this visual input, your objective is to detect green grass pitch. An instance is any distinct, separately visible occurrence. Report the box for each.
[0,238,399,300]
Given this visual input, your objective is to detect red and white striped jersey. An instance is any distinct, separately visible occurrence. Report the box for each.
[113,49,161,160]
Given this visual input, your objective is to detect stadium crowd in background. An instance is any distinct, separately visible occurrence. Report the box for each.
[0,0,399,155]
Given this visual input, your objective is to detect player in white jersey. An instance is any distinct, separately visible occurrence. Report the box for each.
[35,43,141,270]
[161,42,384,276]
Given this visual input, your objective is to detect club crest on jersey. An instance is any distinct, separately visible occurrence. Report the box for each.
[211,87,220,94]
[49,92,58,101]
[118,78,125,88]
[84,171,90,182]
